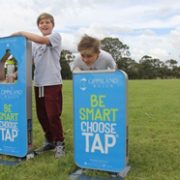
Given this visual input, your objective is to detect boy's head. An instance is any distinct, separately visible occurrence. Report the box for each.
[78,35,100,66]
[37,12,54,36]
[37,12,54,26]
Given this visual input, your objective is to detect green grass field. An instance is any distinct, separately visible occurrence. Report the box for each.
[0,79,180,180]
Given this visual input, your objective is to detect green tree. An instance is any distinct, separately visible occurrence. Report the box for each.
[60,50,72,79]
[101,37,130,62]
[101,37,137,79]
[165,59,179,78]
[165,59,178,69]
[139,55,156,79]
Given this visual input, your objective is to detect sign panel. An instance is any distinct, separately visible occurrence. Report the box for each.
[0,36,32,157]
[73,70,128,172]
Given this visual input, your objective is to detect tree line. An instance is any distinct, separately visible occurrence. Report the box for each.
[60,37,180,80]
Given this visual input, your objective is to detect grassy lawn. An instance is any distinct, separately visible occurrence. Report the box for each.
[128,79,180,180]
[0,79,180,180]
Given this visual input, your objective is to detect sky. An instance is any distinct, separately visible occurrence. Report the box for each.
[1,0,180,64]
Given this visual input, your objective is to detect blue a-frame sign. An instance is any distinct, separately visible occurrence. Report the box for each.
[0,36,32,158]
[73,70,128,173]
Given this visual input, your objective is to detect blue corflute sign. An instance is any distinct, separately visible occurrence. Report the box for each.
[0,36,32,157]
[73,70,128,173]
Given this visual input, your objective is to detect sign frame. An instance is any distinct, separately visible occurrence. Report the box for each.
[0,35,32,158]
[73,70,128,173]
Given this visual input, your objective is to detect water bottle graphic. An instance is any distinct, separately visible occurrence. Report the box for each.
[0,49,18,83]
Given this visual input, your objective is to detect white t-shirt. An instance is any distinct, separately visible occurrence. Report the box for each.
[71,49,116,71]
[32,32,62,86]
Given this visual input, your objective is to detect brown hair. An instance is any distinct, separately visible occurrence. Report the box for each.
[78,34,100,53]
[37,12,55,26]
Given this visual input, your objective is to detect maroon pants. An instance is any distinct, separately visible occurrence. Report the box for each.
[35,85,64,142]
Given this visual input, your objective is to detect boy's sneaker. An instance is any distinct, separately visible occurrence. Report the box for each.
[54,141,65,158]
[35,141,55,154]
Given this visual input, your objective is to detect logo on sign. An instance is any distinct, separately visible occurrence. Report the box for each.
[80,77,121,91]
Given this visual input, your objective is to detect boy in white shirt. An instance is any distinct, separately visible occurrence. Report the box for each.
[12,13,65,158]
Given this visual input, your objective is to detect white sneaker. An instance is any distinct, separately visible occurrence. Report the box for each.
[55,141,65,158]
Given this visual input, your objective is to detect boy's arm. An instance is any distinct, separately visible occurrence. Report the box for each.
[11,31,49,45]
